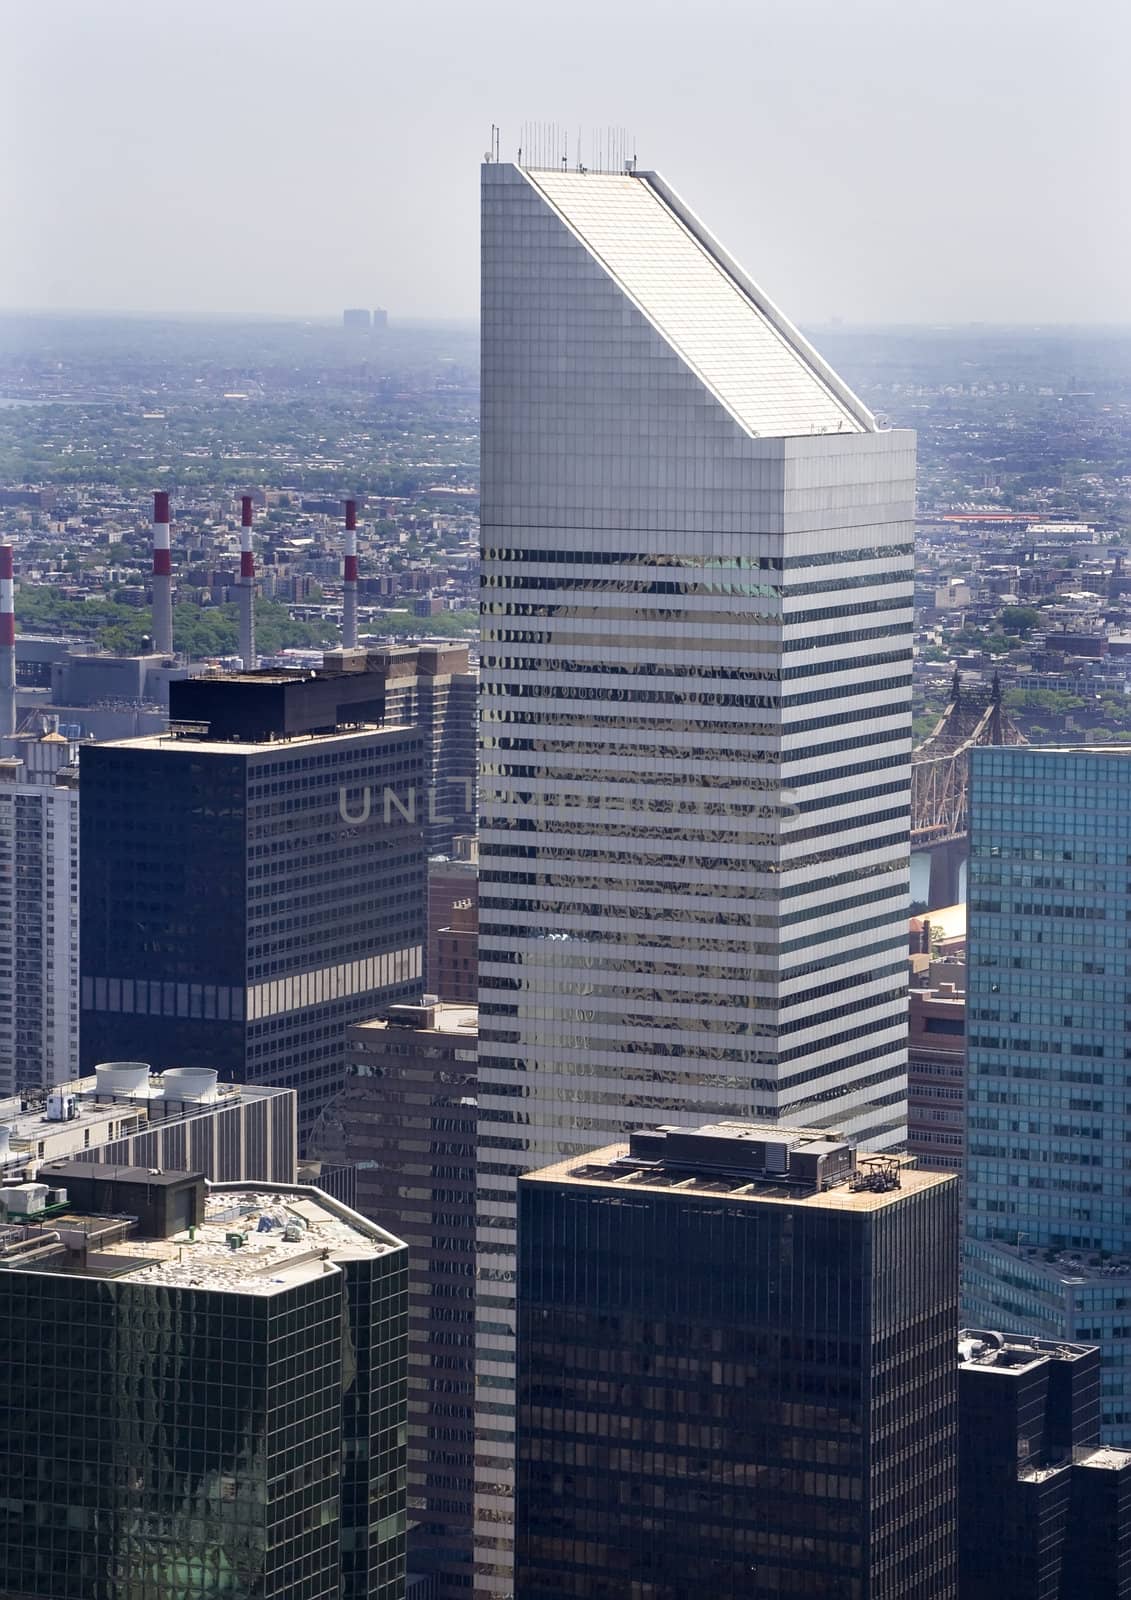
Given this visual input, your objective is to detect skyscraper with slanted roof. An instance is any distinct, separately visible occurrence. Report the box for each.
[476,158,916,1588]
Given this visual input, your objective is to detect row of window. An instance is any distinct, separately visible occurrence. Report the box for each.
[482,622,910,654]
[480,872,904,925]
[479,896,906,956]
[83,976,245,1020]
[973,843,1131,866]
[481,542,913,571]
[481,671,911,714]
[480,647,912,684]
[480,596,909,629]
[485,754,907,797]
[480,923,908,984]
[482,808,907,858]
[481,851,904,906]
[481,569,910,600]
[476,1033,905,1096]
[483,726,908,768]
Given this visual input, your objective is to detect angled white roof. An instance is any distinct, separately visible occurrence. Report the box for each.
[521,167,872,439]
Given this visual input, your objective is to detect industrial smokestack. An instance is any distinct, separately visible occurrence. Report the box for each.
[0,543,15,739]
[151,490,173,657]
[342,498,359,649]
[239,495,257,670]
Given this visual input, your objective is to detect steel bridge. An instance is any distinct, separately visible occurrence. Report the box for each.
[912,672,1026,850]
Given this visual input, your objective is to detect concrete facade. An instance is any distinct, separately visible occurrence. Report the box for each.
[0,1067,297,1187]
[907,983,966,1184]
[0,729,80,1096]
[427,848,478,1003]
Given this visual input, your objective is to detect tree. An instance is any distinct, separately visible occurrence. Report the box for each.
[1000,605,1041,636]
[11,585,335,658]
[1004,689,1086,718]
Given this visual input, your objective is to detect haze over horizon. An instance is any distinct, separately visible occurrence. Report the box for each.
[5,0,1129,327]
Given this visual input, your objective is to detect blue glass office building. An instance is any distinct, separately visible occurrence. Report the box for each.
[964,746,1131,1441]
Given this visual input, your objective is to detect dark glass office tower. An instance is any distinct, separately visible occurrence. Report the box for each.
[0,1171,409,1600]
[79,671,425,1140]
[958,1328,1131,1599]
[310,1001,478,1598]
[515,1122,958,1600]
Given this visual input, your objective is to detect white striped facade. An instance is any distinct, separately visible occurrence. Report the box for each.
[475,161,916,1592]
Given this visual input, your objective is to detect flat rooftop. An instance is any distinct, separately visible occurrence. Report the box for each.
[958,1328,1097,1374]
[924,903,966,940]
[1077,1448,1131,1471]
[974,1237,1131,1287]
[39,1161,194,1188]
[986,745,1131,760]
[195,669,362,686]
[359,1002,478,1037]
[93,721,413,756]
[526,1138,951,1214]
[3,1185,402,1295]
[0,1074,287,1173]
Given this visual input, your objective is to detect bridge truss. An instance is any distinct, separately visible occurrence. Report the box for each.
[911,673,1026,848]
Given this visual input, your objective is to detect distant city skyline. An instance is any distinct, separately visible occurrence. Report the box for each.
[4,0,1129,326]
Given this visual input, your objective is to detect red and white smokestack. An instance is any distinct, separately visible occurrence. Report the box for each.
[239,495,258,670]
[0,543,15,739]
[343,498,359,649]
[151,490,174,657]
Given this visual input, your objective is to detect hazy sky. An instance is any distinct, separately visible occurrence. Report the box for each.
[4,0,1128,325]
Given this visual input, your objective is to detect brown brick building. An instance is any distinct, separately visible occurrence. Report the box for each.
[427,841,477,1002]
[908,983,966,1185]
